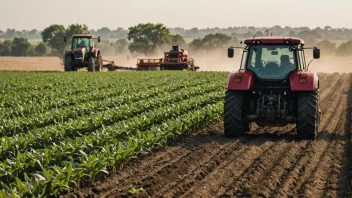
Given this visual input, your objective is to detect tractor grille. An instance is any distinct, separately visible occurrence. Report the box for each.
[74,51,83,59]
[168,53,178,58]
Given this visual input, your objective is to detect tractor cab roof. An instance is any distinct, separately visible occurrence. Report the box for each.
[72,34,94,38]
[244,37,305,45]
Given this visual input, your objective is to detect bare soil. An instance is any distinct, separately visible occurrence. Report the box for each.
[61,73,352,198]
[1,55,352,73]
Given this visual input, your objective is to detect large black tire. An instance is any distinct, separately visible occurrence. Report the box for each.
[95,54,102,72]
[224,91,249,138]
[88,57,95,72]
[64,56,73,71]
[296,91,319,140]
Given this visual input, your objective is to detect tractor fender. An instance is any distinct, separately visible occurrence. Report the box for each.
[93,48,100,57]
[290,72,319,91]
[227,70,254,90]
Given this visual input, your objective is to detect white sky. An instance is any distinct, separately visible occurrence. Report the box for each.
[1,0,352,30]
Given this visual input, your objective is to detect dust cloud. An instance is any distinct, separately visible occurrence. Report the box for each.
[194,52,352,74]
[0,55,351,74]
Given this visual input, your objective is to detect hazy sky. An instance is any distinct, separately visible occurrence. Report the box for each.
[2,0,352,30]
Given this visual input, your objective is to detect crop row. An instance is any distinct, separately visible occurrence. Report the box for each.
[0,72,215,118]
[1,83,223,157]
[0,79,221,136]
[0,71,228,197]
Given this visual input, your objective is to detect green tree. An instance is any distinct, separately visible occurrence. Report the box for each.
[66,24,89,37]
[41,24,66,55]
[11,37,31,56]
[316,40,336,56]
[0,40,12,55]
[128,23,172,56]
[289,30,296,37]
[336,41,352,56]
[297,30,322,39]
[189,33,234,53]
[95,40,114,55]
[42,24,89,57]
[35,42,48,56]
[255,31,264,37]
[114,39,129,54]
[189,38,203,52]
[171,34,186,45]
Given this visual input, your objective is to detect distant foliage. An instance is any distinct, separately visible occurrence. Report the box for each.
[171,34,186,46]
[34,42,48,56]
[127,23,185,56]
[114,39,129,55]
[41,24,66,56]
[0,40,12,56]
[189,33,236,53]
[316,40,336,56]
[0,38,49,56]
[11,37,31,56]
[336,41,352,56]
[65,24,89,37]
[3,24,352,56]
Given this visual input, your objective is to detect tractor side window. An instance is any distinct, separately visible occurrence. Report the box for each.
[298,50,305,70]
[240,50,248,69]
[301,50,307,70]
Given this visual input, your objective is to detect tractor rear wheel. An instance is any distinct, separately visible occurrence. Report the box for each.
[224,91,248,138]
[64,56,73,71]
[95,55,102,72]
[296,91,319,139]
[88,57,95,72]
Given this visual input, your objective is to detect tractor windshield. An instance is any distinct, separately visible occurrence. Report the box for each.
[71,37,90,51]
[246,45,297,80]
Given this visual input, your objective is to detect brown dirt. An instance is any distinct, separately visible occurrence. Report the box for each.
[61,73,352,198]
[2,55,352,74]
[0,56,135,72]
[0,57,63,71]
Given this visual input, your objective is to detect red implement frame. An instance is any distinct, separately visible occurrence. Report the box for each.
[136,58,163,67]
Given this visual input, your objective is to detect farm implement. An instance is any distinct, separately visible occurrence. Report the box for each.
[106,45,200,71]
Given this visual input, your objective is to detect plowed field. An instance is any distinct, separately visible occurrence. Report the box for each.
[64,73,352,198]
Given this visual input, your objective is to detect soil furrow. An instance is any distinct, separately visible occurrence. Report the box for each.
[180,140,277,198]
[299,95,347,197]
[270,76,349,197]
[61,73,352,198]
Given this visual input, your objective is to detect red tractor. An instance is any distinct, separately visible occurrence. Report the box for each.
[225,37,321,139]
[63,34,103,72]
[136,45,199,71]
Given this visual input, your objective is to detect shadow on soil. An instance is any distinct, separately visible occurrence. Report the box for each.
[176,119,348,152]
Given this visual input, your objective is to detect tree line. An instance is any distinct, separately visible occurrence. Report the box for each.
[1,23,352,57]
[3,25,352,41]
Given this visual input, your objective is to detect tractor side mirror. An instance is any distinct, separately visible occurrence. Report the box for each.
[228,47,234,58]
[64,37,67,42]
[98,36,101,42]
[313,47,320,59]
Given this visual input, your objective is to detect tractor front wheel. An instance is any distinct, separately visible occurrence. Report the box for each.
[95,55,102,72]
[88,57,95,72]
[64,56,73,71]
[296,91,319,139]
[224,91,249,138]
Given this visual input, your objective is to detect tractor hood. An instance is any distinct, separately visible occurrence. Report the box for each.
[74,47,86,64]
